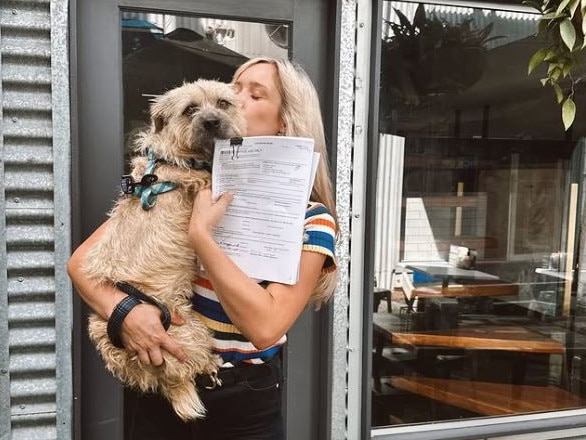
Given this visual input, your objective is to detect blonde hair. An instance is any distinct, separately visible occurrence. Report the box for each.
[233,57,337,308]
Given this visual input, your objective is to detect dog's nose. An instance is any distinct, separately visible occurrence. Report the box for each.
[203,119,221,131]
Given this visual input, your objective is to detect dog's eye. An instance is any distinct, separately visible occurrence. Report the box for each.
[183,105,199,117]
[217,99,232,110]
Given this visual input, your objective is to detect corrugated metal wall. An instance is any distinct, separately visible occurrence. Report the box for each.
[1,0,72,439]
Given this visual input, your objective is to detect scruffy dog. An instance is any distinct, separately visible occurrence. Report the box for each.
[83,80,246,421]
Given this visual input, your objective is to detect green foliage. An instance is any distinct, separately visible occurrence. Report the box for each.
[525,0,586,130]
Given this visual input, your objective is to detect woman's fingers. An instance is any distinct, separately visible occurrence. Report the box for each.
[161,337,188,363]
[190,189,233,232]
[147,347,164,367]
[120,304,187,365]
[138,349,152,366]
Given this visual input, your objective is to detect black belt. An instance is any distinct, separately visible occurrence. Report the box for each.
[195,357,278,391]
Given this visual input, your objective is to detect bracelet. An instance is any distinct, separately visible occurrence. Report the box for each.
[107,295,142,349]
[115,282,171,331]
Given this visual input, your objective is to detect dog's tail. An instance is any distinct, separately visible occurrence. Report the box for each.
[161,382,207,421]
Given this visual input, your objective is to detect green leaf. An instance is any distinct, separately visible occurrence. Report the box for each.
[528,48,548,74]
[550,66,562,81]
[562,60,574,76]
[569,0,580,17]
[557,0,572,15]
[393,8,414,33]
[541,77,550,86]
[553,83,564,103]
[413,3,427,29]
[560,18,577,49]
[544,49,558,61]
[562,97,576,130]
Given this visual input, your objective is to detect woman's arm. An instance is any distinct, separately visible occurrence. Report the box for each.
[67,221,187,365]
[188,189,326,349]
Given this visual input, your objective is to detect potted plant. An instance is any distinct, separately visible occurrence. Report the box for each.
[525,0,586,130]
[380,4,497,106]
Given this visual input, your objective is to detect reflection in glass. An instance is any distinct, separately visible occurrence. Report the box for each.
[372,1,586,428]
[120,11,288,162]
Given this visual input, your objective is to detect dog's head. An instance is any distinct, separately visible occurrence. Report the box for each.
[142,80,246,166]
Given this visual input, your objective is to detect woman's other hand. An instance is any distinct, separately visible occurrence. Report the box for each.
[188,189,233,247]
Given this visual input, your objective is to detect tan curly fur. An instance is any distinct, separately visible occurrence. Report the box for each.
[83,80,246,421]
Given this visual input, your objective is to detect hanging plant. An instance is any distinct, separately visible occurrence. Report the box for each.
[381,3,495,104]
[525,0,586,130]
[379,3,499,131]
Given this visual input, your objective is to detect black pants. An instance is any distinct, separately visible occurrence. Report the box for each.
[125,356,284,440]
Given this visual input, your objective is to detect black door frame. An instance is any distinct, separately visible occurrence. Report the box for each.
[71,1,340,439]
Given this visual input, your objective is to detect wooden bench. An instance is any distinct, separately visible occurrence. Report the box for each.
[389,376,585,416]
[389,325,565,354]
[412,283,519,299]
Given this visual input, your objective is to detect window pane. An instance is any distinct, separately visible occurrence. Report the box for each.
[372,1,586,428]
[120,11,288,165]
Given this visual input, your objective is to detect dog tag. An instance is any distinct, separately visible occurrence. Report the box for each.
[121,175,136,194]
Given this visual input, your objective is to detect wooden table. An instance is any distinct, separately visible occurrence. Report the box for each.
[398,266,518,312]
[406,262,500,289]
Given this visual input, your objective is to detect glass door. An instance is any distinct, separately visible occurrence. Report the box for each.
[370,0,586,435]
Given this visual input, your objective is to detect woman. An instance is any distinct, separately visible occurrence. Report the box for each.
[68,57,337,439]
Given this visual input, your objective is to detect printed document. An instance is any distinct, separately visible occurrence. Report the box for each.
[212,136,319,284]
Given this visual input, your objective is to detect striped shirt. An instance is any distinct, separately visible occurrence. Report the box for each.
[191,201,337,365]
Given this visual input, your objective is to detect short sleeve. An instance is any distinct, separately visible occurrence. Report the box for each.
[303,202,337,272]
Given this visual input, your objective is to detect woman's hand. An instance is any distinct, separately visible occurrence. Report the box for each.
[119,304,187,366]
[188,189,233,250]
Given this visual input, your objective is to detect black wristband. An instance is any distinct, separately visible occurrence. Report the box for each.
[107,295,143,349]
[115,282,172,331]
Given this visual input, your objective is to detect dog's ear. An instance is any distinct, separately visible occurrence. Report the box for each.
[150,100,167,133]
[153,114,166,133]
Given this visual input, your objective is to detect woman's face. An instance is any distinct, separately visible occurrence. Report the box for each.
[234,62,285,137]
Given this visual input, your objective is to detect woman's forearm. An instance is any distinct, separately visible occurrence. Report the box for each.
[68,220,188,364]
[67,220,126,319]
[190,225,324,349]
